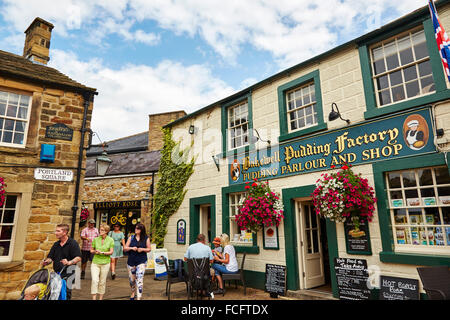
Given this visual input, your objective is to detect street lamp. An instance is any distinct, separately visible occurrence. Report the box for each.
[96,150,112,176]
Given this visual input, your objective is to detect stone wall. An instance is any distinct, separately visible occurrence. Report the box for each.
[82,174,156,229]
[0,76,94,299]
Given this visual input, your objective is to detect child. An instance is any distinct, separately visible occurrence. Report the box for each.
[23,284,43,300]
[210,237,223,286]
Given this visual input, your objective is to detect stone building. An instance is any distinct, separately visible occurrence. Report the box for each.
[163,1,450,299]
[81,111,186,239]
[0,18,97,299]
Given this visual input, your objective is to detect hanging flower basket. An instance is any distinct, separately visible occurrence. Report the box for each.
[80,207,90,221]
[311,164,377,232]
[0,177,6,207]
[235,179,284,233]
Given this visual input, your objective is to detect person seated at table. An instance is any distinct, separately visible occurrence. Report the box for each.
[210,237,223,285]
[212,233,239,295]
[184,234,214,297]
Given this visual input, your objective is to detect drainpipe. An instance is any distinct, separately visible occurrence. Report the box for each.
[71,91,95,238]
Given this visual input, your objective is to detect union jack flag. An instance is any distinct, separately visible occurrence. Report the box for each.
[428,0,450,82]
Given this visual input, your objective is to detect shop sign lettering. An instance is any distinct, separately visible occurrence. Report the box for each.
[94,200,141,209]
[229,108,435,185]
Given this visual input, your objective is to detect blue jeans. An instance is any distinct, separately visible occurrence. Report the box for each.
[212,263,238,276]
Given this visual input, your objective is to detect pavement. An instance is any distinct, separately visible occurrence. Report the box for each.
[71,258,279,301]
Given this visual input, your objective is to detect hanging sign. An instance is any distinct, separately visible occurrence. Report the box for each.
[334,258,371,300]
[229,107,435,185]
[379,275,419,300]
[45,123,73,141]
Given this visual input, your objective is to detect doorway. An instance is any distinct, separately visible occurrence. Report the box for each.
[295,199,331,292]
[199,205,212,245]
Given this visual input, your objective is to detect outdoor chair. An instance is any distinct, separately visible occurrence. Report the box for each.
[162,257,188,300]
[417,266,450,300]
[186,257,211,300]
[221,252,247,296]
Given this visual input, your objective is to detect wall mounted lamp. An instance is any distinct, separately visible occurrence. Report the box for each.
[212,155,220,171]
[189,125,195,135]
[251,128,271,145]
[329,103,350,125]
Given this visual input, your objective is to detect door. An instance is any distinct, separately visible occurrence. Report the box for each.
[200,205,211,244]
[297,201,325,289]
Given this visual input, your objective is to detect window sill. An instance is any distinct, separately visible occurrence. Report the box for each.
[278,123,327,143]
[364,90,450,120]
[0,260,24,271]
[379,251,450,266]
[221,143,256,159]
[234,245,260,254]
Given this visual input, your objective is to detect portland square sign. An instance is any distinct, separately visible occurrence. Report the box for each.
[229,107,436,185]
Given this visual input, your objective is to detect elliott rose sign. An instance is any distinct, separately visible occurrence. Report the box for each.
[228,107,436,185]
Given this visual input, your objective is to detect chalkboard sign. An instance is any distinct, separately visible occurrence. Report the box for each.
[344,219,372,255]
[379,276,419,300]
[265,264,286,297]
[334,258,370,300]
[45,123,73,141]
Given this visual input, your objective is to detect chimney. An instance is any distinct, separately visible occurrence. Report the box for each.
[148,111,187,151]
[23,17,54,65]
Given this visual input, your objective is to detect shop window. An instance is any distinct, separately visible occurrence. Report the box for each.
[277,70,326,143]
[228,101,249,150]
[370,28,435,107]
[229,192,253,246]
[0,90,31,147]
[386,166,450,254]
[0,195,19,262]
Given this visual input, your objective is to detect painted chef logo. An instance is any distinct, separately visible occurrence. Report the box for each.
[230,159,241,181]
[403,114,429,151]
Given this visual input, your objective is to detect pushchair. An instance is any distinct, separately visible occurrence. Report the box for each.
[19,267,65,300]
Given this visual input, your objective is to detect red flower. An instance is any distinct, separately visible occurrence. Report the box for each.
[342,165,349,170]
[252,182,258,187]
[330,165,335,169]
[245,185,250,189]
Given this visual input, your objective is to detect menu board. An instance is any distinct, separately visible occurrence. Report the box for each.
[265,264,286,296]
[379,276,419,300]
[334,258,370,300]
[344,219,372,255]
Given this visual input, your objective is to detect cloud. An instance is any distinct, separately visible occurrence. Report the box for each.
[1,0,428,68]
[48,49,235,141]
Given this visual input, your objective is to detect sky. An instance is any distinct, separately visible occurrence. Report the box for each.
[0,0,429,141]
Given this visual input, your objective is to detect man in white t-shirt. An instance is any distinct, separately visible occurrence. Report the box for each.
[212,233,239,295]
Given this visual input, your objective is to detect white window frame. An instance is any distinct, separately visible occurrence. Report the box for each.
[228,101,249,150]
[229,192,253,246]
[286,82,318,133]
[0,90,32,148]
[370,27,435,108]
[0,194,20,262]
[386,166,450,255]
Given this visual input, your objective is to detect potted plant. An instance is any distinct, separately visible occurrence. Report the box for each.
[311,164,377,234]
[235,179,284,234]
